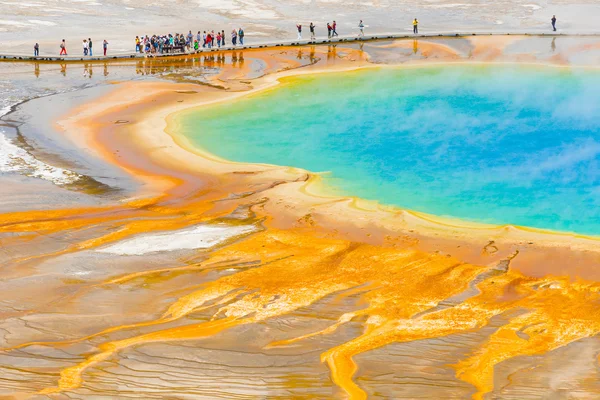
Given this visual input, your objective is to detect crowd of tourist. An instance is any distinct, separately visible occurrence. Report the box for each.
[34,15,561,57]
[133,28,246,55]
[46,27,245,57]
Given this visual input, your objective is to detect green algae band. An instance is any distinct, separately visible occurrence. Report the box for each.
[180,65,600,235]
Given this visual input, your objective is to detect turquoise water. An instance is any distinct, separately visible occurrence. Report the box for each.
[180,66,600,235]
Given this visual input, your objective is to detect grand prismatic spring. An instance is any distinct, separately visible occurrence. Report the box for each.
[3,32,600,400]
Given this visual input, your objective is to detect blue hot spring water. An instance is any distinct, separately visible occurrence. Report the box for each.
[178,65,600,235]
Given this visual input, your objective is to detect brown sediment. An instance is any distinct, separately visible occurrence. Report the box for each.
[468,35,522,60]
[3,37,600,399]
[371,39,462,58]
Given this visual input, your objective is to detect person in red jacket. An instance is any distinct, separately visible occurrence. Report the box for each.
[332,20,339,37]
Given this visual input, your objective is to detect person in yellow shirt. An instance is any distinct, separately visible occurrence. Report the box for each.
[413,18,419,34]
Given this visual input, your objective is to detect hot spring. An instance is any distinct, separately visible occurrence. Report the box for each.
[178,65,600,235]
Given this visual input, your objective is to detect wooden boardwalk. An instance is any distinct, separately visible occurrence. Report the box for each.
[0,32,592,63]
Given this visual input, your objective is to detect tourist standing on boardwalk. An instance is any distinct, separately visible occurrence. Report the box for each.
[60,39,67,55]
[88,38,93,56]
[34,43,39,56]
[83,39,88,56]
[239,28,244,45]
[135,36,140,52]
[231,29,237,46]
[358,20,365,37]
[297,24,302,40]
[332,21,338,37]
[187,30,193,49]
[222,30,226,46]
[413,18,419,34]
[327,23,332,38]
[217,31,222,48]
[310,23,316,40]
[551,15,557,31]
[103,40,108,56]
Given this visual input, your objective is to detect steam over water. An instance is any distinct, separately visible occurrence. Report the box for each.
[183,65,600,235]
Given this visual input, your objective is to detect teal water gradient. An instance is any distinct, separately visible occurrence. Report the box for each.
[180,65,600,235]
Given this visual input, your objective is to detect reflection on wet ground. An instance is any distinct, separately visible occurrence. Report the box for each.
[2,36,600,399]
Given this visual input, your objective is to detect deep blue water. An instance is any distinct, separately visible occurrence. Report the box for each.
[179,65,600,235]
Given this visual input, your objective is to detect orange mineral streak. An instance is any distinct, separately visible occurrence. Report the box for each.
[40,317,240,394]
[27,230,476,394]
[0,185,227,271]
[453,278,600,399]
[0,205,216,272]
[31,228,600,397]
